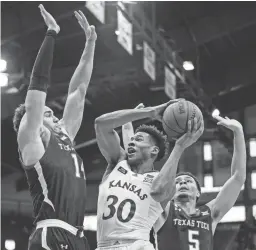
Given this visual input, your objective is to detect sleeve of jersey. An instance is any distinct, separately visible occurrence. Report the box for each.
[28,30,57,93]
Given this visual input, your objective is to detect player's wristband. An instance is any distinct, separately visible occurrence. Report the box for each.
[46,29,57,38]
[28,30,56,93]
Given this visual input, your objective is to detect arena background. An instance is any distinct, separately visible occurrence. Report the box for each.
[1,1,256,249]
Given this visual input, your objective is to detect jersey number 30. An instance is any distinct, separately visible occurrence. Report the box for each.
[188,230,199,250]
[102,195,136,223]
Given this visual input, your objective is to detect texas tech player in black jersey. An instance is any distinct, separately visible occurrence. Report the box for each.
[13,5,96,250]
[22,129,87,227]
[151,115,246,250]
[20,128,89,250]
[156,201,213,250]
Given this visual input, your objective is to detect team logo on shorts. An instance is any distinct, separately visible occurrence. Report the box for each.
[143,174,154,184]
[60,244,68,249]
[118,166,127,175]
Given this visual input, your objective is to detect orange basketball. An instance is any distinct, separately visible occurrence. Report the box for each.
[162,100,203,140]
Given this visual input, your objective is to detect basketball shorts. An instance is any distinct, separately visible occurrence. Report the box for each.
[96,240,155,250]
[28,219,90,250]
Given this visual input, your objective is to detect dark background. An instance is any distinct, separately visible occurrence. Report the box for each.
[1,1,256,249]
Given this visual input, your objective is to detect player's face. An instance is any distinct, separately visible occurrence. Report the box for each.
[43,106,60,130]
[127,132,156,165]
[174,175,199,201]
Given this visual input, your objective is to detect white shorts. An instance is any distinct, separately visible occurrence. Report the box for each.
[96,240,155,250]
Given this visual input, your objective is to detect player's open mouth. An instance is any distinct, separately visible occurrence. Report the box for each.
[128,147,136,154]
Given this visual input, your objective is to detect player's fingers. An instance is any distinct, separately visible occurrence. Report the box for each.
[135,103,145,109]
[217,121,226,127]
[39,4,49,17]
[78,10,89,28]
[187,120,192,133]
[166,99,183,107]
[74,11,83,22]
[198,121,204,135]
[192,118,198,133]
[214,115,225,122]
[39,4,45,12]
[225,116,230,120]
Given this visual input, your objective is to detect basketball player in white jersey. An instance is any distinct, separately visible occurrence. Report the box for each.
[94,101,204,250]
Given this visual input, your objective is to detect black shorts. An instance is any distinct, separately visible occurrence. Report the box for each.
[28,227,90,250]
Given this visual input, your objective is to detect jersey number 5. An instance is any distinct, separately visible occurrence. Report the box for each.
[188,230,199,250]
[102,195,136,223]
[71,153,86,179]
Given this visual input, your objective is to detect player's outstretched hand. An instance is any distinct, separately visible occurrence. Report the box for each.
[214,115,243,133]
[175,118,204,150]
[39,4,60,34]
[151,99,182,121]
[74,10,97,41]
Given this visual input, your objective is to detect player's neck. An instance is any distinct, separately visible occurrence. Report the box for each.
[130,160,154,174]
[175,200,197,215]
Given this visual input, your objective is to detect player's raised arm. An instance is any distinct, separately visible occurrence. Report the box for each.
[122,103,145,151]
[207,116,246,224]
[17,5,59,165]
[60,10,97,141]
[151,118,204,205]
[95,101,175,165]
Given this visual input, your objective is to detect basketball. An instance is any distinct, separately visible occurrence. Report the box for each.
[162,100,203,139]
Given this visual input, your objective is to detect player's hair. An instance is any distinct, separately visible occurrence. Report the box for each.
[135,124,168,161]
[13,103,26,133]
[176,172,201,201]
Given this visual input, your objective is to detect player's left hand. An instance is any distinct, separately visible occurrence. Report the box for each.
[214,115,243,133]
[74,10,97,41]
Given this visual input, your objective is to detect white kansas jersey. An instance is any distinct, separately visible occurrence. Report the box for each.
[97,160,163,244]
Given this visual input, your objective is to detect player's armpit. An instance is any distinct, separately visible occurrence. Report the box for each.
[206,175,244,223]
[95,120,125,165]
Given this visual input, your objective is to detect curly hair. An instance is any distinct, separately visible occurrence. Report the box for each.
[13,103,26,133]
[135,124,169,161]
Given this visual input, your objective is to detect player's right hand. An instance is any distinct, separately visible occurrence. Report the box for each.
[39,4,60,34]
[151,99,182,121]
[175,118,204,150]
[74,10,97,41]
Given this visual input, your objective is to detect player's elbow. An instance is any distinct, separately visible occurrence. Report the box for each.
[234,172,246,185]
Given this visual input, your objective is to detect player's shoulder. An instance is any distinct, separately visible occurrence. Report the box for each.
[197,204,212,217]
[100,159,130,184]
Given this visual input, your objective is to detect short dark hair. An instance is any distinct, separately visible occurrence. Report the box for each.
[176,171,201,194]
[135,124,168,161]
[13,103,26,133]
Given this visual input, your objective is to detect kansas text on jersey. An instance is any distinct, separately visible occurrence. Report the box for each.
[97,160,163,245]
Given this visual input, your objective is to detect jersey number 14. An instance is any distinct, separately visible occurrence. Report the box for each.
[71,153,86,179]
